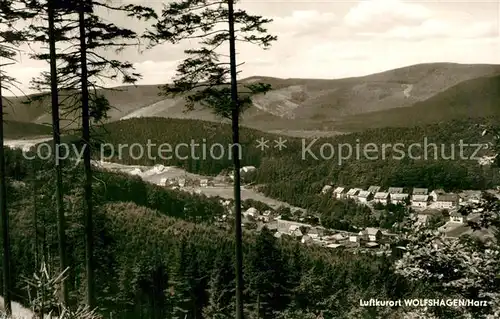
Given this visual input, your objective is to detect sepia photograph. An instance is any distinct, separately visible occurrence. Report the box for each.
[0,0,498,318]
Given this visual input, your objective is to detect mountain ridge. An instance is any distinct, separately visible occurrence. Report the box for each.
[5,62,500,135]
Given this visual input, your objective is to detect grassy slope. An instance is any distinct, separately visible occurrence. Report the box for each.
[334,74,500,131]
[4,120,52,139]
[3,85,165,127]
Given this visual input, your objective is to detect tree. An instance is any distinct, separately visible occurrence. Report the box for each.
[203,250,235,318]
[25,0,156,309]
[395,124,500,318]
[0,2,37,314]
[77,0,95,308]
[146,1,276,317]
[245,228,287,318]
[47,0,69,305]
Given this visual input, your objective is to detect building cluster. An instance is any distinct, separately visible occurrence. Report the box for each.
[160,177,226,189]
[323,185,491,210]
[237,207,392,252]
[323,185,500,241]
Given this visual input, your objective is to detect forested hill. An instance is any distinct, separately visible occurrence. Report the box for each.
[2,147,424,318]
[5,63,500,133]
[50,116,499,211]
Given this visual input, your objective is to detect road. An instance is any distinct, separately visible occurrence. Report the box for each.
[94,161,303,211]
[4,138,305,212]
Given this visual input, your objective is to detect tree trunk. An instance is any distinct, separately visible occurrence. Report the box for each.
[48,0,69,306]
[78,2,95,309]
[0,66,12,316]
[31,159,38,270]
[227,0,244,318]
[256,293,260,319]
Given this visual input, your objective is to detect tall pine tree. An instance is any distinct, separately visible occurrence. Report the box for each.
[25,0,156,309]
[0,1,37,314]
[146,1,276,316]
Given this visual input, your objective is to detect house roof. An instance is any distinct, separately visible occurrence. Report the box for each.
[365,227,381,235]
[412,194,429,202]
[486,190,500,200]
[333,187,345,193]
[321,185,333,192]
[450,210,463,217]
[421,208,440,215]
[292,229,303,236]
[367,186,381,193]
[412,188,428,195]
[374,192,389,199]
[392,193,409,200]
[308,227,324,235]
[358,190,371,198]
[432,189,445,194]
[416,214,429,222]
[245,207,258,214]
[326,243,343,248]
[388,187,404,194]
[265,222,278,230]
[241,166,256,172]
[437,194,459,202]
[331,233,346,240]
[346,188,361,196]
[459,190,482,200]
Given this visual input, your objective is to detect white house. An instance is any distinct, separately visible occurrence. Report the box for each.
[412,188,428,195]
[277,219,309,234]
[391,193,409,205]
[373,192,390,205]
[308,227,325,238]
[435,194,459,209]
[430,189,445,201]
[240,166,256,174]
[291,227,303,237]
[176,178,185,188]
[331,233,347,241]
[449,210,465,224]
[301,235,313,244]
[244,207,258,217]
[415,214,429,226]
[367,186,381,193]
[200,179,209,187]
[349,235,359,243]
[359,228,382,242]
[332,187,346,199]
[411,195,430,208]
[345,188,361,199]
[459,190,482,205]
[321,185,333,194]
[357,190,372,203]
[388,187,404,195]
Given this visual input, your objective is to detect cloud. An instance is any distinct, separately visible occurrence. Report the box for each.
[360,20,498,40]
[344,0,498,40]
[132,60,180,86]
[271,10,336,37]
[345,0,432,31]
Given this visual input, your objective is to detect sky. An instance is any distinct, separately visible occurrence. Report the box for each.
[3,0,500,95]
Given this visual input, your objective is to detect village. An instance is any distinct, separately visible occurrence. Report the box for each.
[95,161,500,253]
[153,163,500,254]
